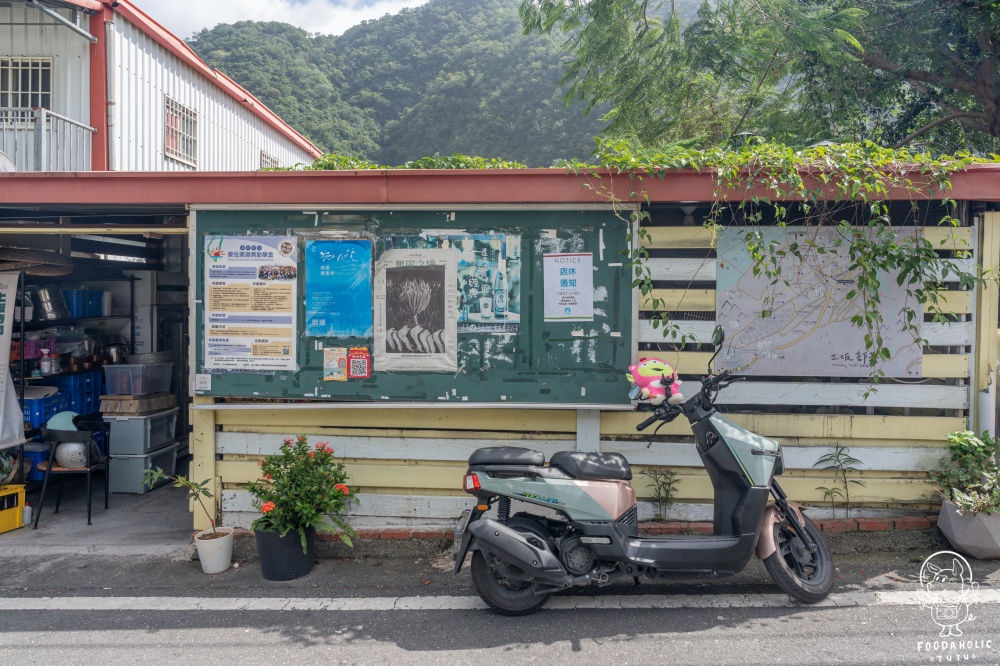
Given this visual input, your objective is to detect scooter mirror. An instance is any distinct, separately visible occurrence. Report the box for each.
[627,384,642,401]
[712,325,725,347]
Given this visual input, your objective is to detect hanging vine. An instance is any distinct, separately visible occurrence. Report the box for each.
[569,138,992,389]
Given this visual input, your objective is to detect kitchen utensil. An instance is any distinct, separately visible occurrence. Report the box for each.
[25,285,70,321]
[104,342,130,364]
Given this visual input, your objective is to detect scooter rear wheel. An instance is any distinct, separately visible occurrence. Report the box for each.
[471,550,551,616]
[763,514,834,603]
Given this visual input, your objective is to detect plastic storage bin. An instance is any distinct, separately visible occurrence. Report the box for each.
[106,407,179,455]
[21,442,49,482]
[109,441,180,494]
[23,392,64,428]
[103,363,173,395]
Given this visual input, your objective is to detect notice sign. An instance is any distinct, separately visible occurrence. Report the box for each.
[204,235,298,371]
[543,253,593,322]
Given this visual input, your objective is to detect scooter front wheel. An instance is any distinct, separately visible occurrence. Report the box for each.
[763,514,834,603]
[471,550,551,616]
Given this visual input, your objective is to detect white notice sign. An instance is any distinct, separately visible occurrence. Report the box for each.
[543,253,593,322]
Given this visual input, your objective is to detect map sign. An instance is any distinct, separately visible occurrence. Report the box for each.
[715,226,922,377]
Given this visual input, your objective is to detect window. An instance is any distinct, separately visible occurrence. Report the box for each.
[0,58,52,109]
[164,96,197,167]
[260,151,280,170]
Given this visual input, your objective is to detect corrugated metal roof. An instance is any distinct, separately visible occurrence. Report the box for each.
[107,0,322,159]
[11,0,102,13]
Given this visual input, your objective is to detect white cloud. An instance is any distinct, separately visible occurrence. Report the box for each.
[134,0,429,40]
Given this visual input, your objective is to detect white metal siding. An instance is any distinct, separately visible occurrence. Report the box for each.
[0,5,90,125]
[108,17,314,171]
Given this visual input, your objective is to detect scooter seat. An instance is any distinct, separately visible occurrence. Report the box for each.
[468,446,545,466]
[549,451,632,481]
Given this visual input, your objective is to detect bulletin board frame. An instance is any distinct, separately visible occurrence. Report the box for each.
[190,206,634,407]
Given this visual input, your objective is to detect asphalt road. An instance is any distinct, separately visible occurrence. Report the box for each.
[1,550,999,665]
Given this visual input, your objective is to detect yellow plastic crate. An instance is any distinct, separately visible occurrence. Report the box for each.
[0,484,25,533]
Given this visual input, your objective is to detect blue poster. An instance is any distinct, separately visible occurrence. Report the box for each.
[305,239,373,338]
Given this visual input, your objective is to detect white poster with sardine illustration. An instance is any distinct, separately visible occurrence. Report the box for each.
[374,249,458,371]
[715,226,922,377]
[203,235,298,371]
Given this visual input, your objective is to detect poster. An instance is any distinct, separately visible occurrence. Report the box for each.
[543,253,594,321]
[374,249,458,371]
[440,234,521,334]
[203,235,298,371]
[323,347,348,381]
[305,239,373,338]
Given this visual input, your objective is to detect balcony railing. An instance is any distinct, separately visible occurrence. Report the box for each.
[0,108,95,172]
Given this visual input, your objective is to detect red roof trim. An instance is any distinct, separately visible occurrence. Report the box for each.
[103,0,322,159]
[0,167,997,206]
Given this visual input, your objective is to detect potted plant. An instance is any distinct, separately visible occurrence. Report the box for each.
[247,435,356,581]
[932,430,1000,560]
[143,467,235,574]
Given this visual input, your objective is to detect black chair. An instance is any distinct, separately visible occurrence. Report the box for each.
[33,419,111,528]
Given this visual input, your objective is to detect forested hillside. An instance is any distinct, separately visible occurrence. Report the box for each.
[188,0,611,165]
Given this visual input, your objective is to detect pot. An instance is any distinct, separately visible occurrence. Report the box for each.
[104,343,130,364]
[938,498,1000,559]
[194,526,235,574]
[254,527,316,581]
[25,285,69,321]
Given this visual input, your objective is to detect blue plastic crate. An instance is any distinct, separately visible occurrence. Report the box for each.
[67,390,87,414]
[62,289,87,319]
[23,398,47,427]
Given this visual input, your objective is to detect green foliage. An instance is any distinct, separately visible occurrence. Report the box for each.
[304,154,387,171]
[247,435,357,553]
[142,467,218,534]
[813,445,866,519]
[933,430,1000,515]
[642,468,680,520]
[189,0,607,165]
[593,138,992,388]
[521,0,1000,154]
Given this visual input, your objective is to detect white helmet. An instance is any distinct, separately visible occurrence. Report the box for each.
[54,441,98,468]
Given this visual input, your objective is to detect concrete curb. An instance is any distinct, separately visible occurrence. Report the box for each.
[209,514,949,563]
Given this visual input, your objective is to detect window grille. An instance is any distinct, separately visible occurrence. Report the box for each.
[164,96,197,167]
[0,58,53,109]
[260,151,280,170]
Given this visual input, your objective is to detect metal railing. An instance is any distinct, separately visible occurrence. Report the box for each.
[0,107,95,171]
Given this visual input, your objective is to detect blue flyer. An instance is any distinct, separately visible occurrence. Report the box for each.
[305,239,373,338]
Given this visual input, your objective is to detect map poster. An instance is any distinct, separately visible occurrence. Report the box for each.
[373,249,458,372]
[715,227,922,377]
[203,235,298,371]
[304,239,373,338]
[543,253,594,322]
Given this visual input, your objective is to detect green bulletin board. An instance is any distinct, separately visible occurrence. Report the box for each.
[193,208,632,405]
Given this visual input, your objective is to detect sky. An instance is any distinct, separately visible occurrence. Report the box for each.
[136,0,430,39]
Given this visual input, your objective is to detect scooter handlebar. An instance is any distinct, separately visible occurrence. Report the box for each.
[636,412,660,431]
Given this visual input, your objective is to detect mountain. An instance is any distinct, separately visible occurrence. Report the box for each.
[188,0,610,166]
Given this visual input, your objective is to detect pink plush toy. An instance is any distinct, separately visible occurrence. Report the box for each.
[627,358,684,405]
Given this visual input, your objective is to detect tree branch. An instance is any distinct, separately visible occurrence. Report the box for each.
[891,112,991,148]
[858,51,980,97]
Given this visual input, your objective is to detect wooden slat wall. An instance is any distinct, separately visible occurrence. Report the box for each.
[198,220,990,530]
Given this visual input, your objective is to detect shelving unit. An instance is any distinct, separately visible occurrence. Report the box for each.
[10,273,137,484]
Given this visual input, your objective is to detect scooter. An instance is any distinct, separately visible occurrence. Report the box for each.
[453,325,834,615]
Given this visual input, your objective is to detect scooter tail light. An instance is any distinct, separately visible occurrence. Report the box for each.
[463,473,480,492]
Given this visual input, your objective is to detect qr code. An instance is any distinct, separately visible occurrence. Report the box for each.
[281,347,290,356]
[350,357,368,377]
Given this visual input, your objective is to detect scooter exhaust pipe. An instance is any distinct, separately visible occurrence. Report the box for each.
[467,519,573,585]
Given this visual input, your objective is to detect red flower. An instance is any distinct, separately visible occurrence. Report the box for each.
[335,483,349,495]
[260,501,276,514]
[309,450,315,458]
[262,473,271,480]
[257,459,264,467]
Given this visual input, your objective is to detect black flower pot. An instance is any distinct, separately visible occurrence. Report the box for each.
[254,526,317,581]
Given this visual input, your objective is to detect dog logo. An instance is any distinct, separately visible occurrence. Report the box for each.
[919,551,979,637]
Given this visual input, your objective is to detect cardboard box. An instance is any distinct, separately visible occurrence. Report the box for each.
[100,392,177,416]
